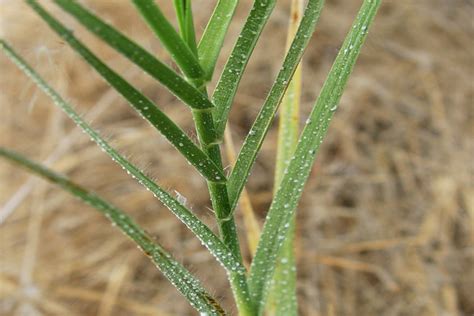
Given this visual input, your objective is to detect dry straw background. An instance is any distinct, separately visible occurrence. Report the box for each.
[1,0,473,315]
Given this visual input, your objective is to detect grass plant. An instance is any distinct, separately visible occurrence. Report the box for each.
[0,0,381,315]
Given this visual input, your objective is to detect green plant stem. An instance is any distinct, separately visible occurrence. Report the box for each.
[192,108,237,240]
[191,95,255,316]
[187,54,254,313]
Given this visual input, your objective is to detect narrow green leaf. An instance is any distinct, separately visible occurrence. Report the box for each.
[212,0,277,138]
[249,1,382,313]
[26,0,225,183]
[227,0,324,215]
[0,147,225,316]
[198,0,239,80]
[173,0,198,56]
[0,40,245,279]
[130,0,204,79]
[50,0,211,108]
[268,0,305,314]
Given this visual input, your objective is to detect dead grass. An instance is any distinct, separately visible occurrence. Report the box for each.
[1,1,473,315]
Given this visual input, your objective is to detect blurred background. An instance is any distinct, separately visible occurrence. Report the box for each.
[1,0,472,315]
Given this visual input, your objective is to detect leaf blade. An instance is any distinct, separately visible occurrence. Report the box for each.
[249,1,382,312]
[198,0,239,80]
[227,0,324,214]
[0,147,225,316]
[26,0,225,183]
[212,0,276,137]
[52,0,211,108]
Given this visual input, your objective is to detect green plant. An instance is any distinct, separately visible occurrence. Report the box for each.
[0,0,381,315]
